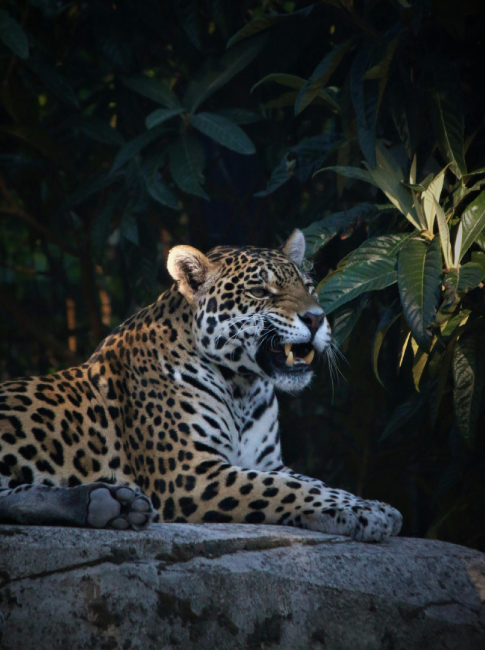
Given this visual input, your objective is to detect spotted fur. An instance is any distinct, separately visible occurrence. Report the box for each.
[0,231,402,541]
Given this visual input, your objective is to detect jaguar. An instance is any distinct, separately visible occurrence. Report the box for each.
[0,230,402,541]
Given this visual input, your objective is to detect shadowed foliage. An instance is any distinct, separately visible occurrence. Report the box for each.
[1,0,485,550]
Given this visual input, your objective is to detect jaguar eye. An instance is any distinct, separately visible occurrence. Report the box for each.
[248,288,270,299]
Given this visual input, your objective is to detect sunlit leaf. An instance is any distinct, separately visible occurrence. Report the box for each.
[190,112,255,154]
[456,190,485,263]
[421,165,449,232]
[434,198,453,269]
[367,142,422,229]
[411,338,429,391]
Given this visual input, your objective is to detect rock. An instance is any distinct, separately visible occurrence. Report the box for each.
[0,524,484,650]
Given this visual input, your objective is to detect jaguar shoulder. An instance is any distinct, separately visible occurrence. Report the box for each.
[0,230,402,541]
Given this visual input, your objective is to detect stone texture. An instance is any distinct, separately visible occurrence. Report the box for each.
[0,524,484,650]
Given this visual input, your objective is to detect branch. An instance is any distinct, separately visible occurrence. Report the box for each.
[0,171,80,258]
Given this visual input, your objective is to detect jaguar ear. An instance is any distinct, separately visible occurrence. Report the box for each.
[282,229,305,266]
[167,245,217,302]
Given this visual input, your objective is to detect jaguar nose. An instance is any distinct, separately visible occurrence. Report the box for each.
[299,311,325,337]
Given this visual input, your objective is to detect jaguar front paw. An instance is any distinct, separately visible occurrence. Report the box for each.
[345,500,402,542]
[86,485,156,531]
[310,499,402,542]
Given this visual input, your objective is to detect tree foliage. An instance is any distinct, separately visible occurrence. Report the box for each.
[1,0,485,550]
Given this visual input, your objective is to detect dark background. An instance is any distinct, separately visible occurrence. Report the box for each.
[1,0,485,550]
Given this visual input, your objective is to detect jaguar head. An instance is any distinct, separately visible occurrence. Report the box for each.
[167,230,331,392]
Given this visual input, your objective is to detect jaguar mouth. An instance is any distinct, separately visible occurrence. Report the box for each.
[256,330,316,376]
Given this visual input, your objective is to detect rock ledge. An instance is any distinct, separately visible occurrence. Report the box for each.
[1,524,484,649]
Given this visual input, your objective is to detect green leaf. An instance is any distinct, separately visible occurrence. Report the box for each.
[120,206,139,246]
[215,108,263,124]
[145,108,185,130]
[110,124,169,175]
[226,7,314,47]
[456,263,484,292]
[373,299,402,386]
[168,134,208,199]
[66,171,122,208]
[190,112,255,155]
[380,390,427,441]
[254,154,295,198]
[471,250,485,272]
[421,165,449,232]
[303,203,394,256]
[90,192,121,263]
[142,155,179,210]
[434,198,453,269]
[456,190,485,263]
[390,72,418,159]
[401,173,434,193]
[316,165,375,185]
[318,235,407,315]
[332,293,369,346]
[295,39,353,115]
[452,322,485,446]
[28,55,79,107]
[429,66,467,179]
[121,75,181,109]
[185,35,266,114]
[172,0,201,50]
[80,117,125,146]
[257,132,339,197]
[350,47,378,168]
[0,9,29,59]
[398,236,442,352]
[251,73,305,93]
[368,142,422,229]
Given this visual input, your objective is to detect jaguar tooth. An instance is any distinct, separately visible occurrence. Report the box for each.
[284,343,292,356]
[286,350,294,366]
[303,349,315,364]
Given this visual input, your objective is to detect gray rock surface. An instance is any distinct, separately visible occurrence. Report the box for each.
[0,523,484,650]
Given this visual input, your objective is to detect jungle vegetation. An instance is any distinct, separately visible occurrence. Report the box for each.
[1,0,485,550]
